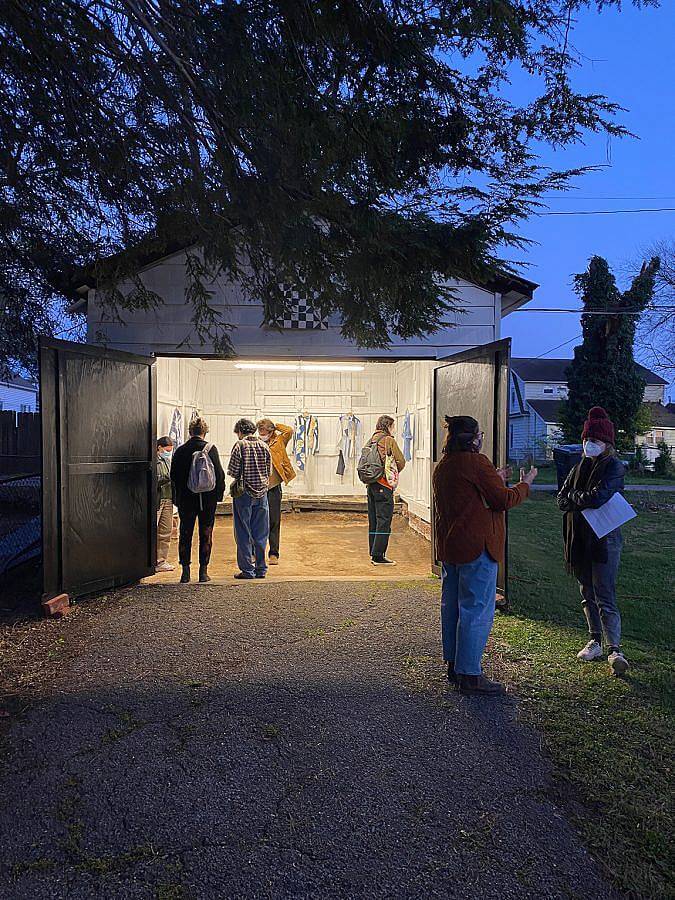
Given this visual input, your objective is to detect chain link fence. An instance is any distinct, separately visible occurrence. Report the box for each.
[0,475,41,577]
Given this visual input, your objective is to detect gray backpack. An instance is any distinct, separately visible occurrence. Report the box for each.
[188,442,216,494]
[357,439,384,484]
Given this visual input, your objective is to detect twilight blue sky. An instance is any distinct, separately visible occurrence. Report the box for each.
[499,1,674,399]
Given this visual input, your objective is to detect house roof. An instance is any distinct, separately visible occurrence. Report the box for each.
[1,374,37,391]
[527,399,563,424]
[512,357,667,386]
[644,402,675,428]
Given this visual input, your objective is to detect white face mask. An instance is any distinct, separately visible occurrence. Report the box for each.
[584,440,606,458]
[258,432,271,442]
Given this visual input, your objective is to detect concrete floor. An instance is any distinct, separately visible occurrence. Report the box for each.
[144,510,433,584]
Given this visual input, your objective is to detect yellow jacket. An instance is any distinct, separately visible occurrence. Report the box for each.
[268,423,296,484]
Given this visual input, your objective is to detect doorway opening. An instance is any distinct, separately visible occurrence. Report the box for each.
[147,357,436,582]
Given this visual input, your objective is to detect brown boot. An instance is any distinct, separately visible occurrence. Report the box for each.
[198,566,211,583]
[458,674,506,696]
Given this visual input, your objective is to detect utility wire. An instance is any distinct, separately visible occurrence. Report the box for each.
[540,195,675,201]
[534,333,582,358]
[539,207,675,216]
[510,306,675,314]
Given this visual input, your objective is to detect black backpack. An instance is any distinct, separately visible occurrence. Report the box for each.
[357,438,385,484]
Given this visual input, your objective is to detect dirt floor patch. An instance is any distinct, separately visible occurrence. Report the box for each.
[0,579,617,899]
[144,510,432,583]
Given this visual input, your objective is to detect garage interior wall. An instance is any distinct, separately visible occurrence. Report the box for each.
[156,357,438,522]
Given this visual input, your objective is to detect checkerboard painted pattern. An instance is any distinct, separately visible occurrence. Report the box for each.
[279,284,328,330]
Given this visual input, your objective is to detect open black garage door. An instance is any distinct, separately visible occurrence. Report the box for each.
[40,338,157,600]
[431,339,511,602]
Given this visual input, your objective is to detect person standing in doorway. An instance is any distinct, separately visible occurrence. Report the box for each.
[366,414,406,565]
[433,415,536,695]
[156,436,175,573]
[256,419,295,565]
[228,418,272,580]
[171,417,225,584]
[557,407,630,676]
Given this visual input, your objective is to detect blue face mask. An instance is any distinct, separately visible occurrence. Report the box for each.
[160,450,172,461]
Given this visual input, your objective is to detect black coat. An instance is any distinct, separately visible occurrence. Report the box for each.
[557,453,625,579]
[170,436,226,512]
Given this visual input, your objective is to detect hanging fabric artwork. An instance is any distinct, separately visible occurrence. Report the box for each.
[293,414,320,471]
[168,407,183,448]
[335,413,363,475]
[402,410,414,462]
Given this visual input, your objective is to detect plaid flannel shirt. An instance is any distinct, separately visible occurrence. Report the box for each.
[228,436,271,498]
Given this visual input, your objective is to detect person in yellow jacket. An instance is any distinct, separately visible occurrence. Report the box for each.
[256,419,296,564]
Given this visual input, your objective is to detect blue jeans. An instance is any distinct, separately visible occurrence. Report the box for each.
[579,527,623,648]
[441,551,498,676]
[233,493,270,577]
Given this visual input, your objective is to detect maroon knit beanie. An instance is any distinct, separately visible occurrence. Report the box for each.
[581,406,615,445]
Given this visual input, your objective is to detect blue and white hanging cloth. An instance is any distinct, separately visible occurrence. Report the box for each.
[293,413,319,471]
[402,411,414,462]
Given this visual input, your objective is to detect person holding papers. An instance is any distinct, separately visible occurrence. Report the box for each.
[557,407,630,676]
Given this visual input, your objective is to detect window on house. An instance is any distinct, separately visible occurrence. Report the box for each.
[20,404,31,413]
[509,423,514,448]
[511,389,516,407]
[543,388,553,394]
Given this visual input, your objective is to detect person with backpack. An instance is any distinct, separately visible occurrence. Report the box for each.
[170,417,225,584]
[358,414,406,565]
[432,415,537,695]
[228,418,272,580]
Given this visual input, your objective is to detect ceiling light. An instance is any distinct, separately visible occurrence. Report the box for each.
[234,361,365,372]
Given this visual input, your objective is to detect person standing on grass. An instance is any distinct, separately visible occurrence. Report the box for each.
[557,407,629,676]
[433,415,537,696]
[365,414,406,565]
[256,419,295,566]
[156,436,175,573]
[171,417,225,584]
[228,418,271,580]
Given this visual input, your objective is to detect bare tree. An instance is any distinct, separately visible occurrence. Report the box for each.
[636,240,675,376]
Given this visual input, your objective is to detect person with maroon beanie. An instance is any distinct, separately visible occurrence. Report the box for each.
[557,407,629,676]
[433,415,537,695]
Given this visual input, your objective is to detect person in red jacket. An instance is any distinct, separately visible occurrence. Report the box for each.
[432,415,537,695]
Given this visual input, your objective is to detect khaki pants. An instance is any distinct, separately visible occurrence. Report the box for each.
[157,498,174,565]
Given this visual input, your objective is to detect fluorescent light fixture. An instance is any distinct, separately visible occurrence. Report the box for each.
[234,361,365,372]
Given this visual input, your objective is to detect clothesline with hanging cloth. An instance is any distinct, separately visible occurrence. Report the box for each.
[335,412,363,476]
[293,413,319,471]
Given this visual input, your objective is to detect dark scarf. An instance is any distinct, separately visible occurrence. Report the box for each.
[563,453,615,580]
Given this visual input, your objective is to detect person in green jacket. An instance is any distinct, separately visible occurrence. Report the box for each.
[156,436,175,572]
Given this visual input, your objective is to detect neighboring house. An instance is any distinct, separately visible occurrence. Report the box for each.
[0,374,39,413]
[508,357,669,461]
[637,402,675,459]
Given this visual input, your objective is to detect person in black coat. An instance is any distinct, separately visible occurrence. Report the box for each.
[170,416,225,584]
[557,407,629,676]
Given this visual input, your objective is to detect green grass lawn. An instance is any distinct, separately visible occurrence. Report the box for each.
[494,494,674,897]
[527,463,675,487]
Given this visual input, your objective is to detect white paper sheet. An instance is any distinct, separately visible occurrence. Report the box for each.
[581,492,637,539]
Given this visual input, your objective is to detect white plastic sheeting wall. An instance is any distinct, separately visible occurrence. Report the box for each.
[156,357,438,520]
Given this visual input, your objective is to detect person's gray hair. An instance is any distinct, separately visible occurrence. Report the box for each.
[234,418,256,436]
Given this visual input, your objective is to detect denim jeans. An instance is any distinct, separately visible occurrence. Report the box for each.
[233,492,270,577]
[579,527,623,648]
[441,550,498,675]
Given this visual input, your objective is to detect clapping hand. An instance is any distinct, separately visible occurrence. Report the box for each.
[496,466,513,484]
[520,466,538,485]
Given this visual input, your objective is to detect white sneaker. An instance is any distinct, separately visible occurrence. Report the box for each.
[608,650,630,676]
[577,640,603,662]
[155,562,175,572]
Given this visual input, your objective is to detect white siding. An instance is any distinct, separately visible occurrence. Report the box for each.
[644,384,666,402]
[86,250,501,359]
[509,411,548,462]
[524,381,568,401]
[0,382,38,413]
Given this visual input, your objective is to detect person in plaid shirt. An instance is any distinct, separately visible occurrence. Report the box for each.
[228,418,271,579]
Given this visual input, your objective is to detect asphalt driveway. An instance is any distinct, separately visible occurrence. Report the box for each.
[0,580,616,899]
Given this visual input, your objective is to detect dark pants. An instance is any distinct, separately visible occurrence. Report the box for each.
[367,482,394,559]
[268,484,282,557]
[178,503,216,567]
[579,528,623,648]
